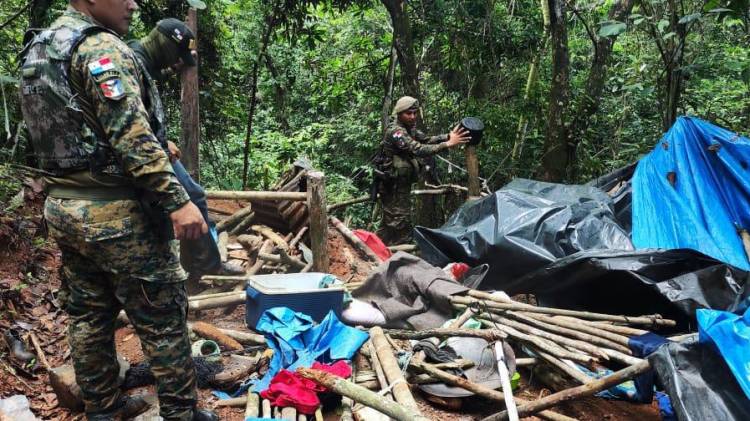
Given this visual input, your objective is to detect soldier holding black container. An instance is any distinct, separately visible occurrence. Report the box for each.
[374,96,471,245]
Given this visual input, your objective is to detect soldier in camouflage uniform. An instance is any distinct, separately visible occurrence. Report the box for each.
[375,96,470,245]
[126,19,244,281]
[19,1,216,420]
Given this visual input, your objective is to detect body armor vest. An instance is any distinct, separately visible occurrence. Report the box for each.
[131,51,167,148]
[19,20,120,176]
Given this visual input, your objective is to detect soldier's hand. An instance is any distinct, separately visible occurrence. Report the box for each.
[170,202,208,240]
[167,141,181,162]
[446,125,471,147]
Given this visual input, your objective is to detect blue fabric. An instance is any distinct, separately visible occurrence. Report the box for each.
[252,307,369,392]
[656,391,676,421]
[172,159,218,242]
[697,306,750,399]
[627,333,668,403]
[632,116,750,271]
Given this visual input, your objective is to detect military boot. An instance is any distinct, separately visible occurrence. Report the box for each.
[192,408,219,421]
[86,395,150,420]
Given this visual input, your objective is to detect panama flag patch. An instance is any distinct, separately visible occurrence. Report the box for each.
[88,57,116,76]
[99,78,125,99]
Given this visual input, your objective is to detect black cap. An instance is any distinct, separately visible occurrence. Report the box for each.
[156,18,196,66]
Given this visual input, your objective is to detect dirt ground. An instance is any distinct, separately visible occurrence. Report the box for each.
[0,195,661,420]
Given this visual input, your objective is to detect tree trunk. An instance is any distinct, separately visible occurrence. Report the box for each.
[539,0,570,182]
[567,0,636,179]
[180,8,200,181]
[242,14,276,189]
[662,0,685,130]
[381,0,420,100]
[381,42,398,135]
[29,0,54,28]
[511,0,551,168]
[263,53,289,132]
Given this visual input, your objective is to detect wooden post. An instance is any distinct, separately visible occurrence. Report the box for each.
[181,8,200,181]
[369,327,422,414]
[307,171,329,272]
[465,145,480,198]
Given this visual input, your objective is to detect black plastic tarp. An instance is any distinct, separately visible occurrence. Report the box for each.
[414,178,749,325]
[649,336,750,421]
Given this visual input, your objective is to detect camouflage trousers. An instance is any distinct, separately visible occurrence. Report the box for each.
[376,178,413,245]
[45,197,197,420]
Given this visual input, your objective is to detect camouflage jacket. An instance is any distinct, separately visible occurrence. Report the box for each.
[21,8,188,213]
[376,116,449,180]
[127,40,167,149]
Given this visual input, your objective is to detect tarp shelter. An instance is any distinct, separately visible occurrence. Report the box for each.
[632,116,750,271]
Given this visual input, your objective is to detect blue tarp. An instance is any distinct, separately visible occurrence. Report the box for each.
[252,307,369,392]
[632,116,750,271]
[697,306,750,400]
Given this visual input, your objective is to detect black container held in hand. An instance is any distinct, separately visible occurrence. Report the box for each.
[459,117,484,146]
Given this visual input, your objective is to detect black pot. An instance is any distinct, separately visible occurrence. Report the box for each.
[460,117,484,146]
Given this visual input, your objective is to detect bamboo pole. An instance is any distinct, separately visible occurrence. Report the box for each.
[327,195,370,212]
[408,361,577,421]
[215,205,254,232]
[330,216,381,262]
[522,313,631,347]
[206,190,308,201]
[216,397,245,407]
[482,313,609,360]
[483,360,652,421]
[188,293,245,310]
[456,293,675,327]
[261,399,271,418]
[369,327,421,413]
[477,317,594,364]
[245,392,259,418]
[505,311,631,354]
[384,327,506,342]
[387,244,418,252]
[281,407,297,420]
[366,341,392,399]
[307,171,329,272]
[297,368,429,421]
[532,349,592,385]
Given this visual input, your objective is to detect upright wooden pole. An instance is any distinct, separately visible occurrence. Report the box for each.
[181,8,200,181]
[465,145,480,198]
[307,171,329,272]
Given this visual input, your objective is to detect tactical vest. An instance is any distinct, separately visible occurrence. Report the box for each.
[19,20,121,176]
[131,52,167,148]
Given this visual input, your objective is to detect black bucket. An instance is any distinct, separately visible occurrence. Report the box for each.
[460,117,484,146]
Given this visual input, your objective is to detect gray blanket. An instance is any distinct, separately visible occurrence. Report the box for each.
[353,252,468,329]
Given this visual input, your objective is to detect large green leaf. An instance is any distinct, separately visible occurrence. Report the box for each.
[598,21,627,37]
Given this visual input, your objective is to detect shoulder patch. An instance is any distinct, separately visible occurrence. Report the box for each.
[393,130,403,138]
[99,78,125,100]
[88,56,116,76]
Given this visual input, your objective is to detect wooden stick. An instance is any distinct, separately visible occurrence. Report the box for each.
[369,327,421,413]
[465,145,481,198]
[289,226,308,250]
[262,398,272,418]
[567,319,649,336]
[228,212,256,236]
[477,317,594,364]
[189,290,243,301]
[384,327,506,342]
[258,252,306,270]
[222,239,272,315]
[483,360,652,421]
[307,171,330,272]
[482,312,609,360]
[330,216,381,263]
[281,407,297,420]
[505,311,632,354]
[387,244,418,252]
[190,321,243,351]
[217,231,229,262]
[515,358,538,367]
[327,195,370,212]
[411,188,450,195]
[494,341,519,421]
[245,392,259,418]
[216,327,265,345]
[456,293,676,327]
[366,341,391,399]
[296,368,429,421]
[188,293,245,310]
[252,225,289,250]
[206,190,308,201]
[29,332,51,371]
[522,313,631,347]
[215,205,254,233]
[408,360,577,421]
[532,349,592,385]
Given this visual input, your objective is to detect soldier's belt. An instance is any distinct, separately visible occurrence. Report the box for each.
[47,185,138,200]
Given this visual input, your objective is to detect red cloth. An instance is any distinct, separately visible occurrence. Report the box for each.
[352,229,392,261]
[260,361,352,414]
